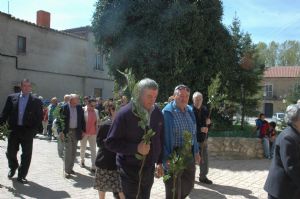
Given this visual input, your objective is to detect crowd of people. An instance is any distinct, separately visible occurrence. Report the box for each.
[1,78,300,199]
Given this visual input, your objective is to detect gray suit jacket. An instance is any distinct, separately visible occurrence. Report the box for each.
[264,125,300,199]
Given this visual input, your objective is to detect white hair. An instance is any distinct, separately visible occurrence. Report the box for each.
[136,78,158,98]
[285,104,300,124]
[192,91,203,100]
[69,94,79,100]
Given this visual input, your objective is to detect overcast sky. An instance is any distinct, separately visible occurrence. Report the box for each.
[1,0,299,44]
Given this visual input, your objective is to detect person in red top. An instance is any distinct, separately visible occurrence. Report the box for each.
[80,98,100,172]
[258,114,271,159]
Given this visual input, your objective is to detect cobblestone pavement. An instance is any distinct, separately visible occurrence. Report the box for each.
[0,135,270,199]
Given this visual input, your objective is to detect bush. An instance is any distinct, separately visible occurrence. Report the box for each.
[210,124,256,138]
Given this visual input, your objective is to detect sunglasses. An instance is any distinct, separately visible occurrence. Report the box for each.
[175,84,190,92]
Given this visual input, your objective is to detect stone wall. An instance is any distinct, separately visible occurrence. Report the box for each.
[207,137,264,159]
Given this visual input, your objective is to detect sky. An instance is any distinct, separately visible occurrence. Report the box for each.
[0,0,299,44]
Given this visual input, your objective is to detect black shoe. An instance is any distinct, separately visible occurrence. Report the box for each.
[80,162,85,168]
[8,169,16,179]
[70,170,76,175]
[65,173,71,178]
[17,177,28,184]
[200,178,213,184]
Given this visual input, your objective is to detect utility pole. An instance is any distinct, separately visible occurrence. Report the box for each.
[8,1,10,14]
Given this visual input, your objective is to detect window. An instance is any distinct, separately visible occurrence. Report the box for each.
[17,36,26,53]
[94,88,102,98]
[264,84,273,97]
[95,54,104,71]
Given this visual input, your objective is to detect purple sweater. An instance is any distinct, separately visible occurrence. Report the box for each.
[105,102,164,167]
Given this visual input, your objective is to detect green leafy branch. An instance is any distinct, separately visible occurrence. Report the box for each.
[163,131,193,199]
[0,122,11,141]
[53,106,67,141]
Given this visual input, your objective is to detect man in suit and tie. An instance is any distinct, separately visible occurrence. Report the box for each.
[58,94,85,178]
[0,79,43,184]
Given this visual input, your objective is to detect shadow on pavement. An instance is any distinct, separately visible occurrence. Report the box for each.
[72,173,94,189]
[7,179,70,199]
[196,182,258,199]
[190,188,226,199]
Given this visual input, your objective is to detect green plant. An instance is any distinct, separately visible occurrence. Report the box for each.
[0,122,11,141]
[163,131,192,199]
[53,106,67,141]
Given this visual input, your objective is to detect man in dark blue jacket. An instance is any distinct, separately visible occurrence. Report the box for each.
[58,94,85,178]
[105,78,164,199]
[0,79,43,183]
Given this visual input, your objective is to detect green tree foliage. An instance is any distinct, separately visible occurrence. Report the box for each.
[92,1,264,130]
[228,16,265,129]
[92,0,236,102]
[286,80,300,104]
[256,40,300,67]
[278,41,300,66]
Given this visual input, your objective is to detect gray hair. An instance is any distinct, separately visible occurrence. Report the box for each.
[285,104,300,124]
[136,78,158,97]
[69,94,79,100]
[192,91,203,100]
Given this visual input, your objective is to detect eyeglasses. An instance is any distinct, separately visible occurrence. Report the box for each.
[174,84,190,92]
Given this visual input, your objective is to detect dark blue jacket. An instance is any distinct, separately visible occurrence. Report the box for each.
[95,119,117,170]
[58,104,85,140]
[0,93,43,136]
[264,125,300,199]
[193,105,209,142]
[105,102,164,167]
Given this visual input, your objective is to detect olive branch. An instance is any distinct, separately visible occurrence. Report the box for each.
[163,131,193,199]
[0,122,11,141]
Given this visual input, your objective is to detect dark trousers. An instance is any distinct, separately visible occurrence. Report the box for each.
[199,141,208,179]
[47,120,53,138]
[164,161,196,199]
[6,127,34,178]
[119,164,154,199]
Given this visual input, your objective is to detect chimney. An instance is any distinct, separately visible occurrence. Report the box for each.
[36,10,50,28]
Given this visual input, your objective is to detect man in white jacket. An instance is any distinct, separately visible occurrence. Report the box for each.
[80,98,100,172]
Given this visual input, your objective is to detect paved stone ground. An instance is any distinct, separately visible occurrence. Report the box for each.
[0,135,270,199]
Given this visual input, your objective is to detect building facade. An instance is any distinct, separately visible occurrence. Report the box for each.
[261,66,300,117]
[0,10,114,109]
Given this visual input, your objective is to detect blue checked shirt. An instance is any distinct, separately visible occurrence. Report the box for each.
[172,102,196,147]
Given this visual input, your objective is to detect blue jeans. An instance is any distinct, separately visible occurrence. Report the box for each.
[262,137,271,159]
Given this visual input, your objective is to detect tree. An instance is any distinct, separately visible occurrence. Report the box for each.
[278,40,300,66]
[286,80,300,104]
[267,41,279,66]
[92,0,236,102]
[228,16,265,129]
[256,40,300,67]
